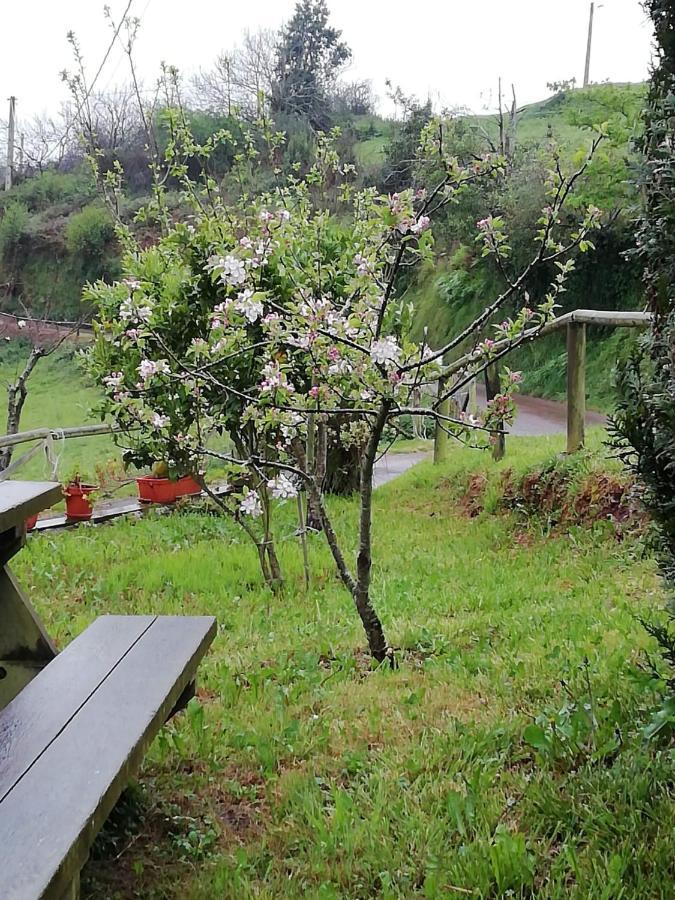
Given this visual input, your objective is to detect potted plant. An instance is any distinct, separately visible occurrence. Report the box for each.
[136,462,203,504]
[63,471,98,521]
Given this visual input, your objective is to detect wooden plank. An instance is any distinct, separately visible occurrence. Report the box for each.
[567,322,587,453]
[0,481,62,532]
[0,615,217,900]
[0,616,156,798]
[567,309,652,327]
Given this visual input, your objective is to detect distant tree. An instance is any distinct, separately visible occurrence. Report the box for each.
[381,83,432,191]
[330,80,376,117]
[271,0,351,129]
[191,29,277,119]
[546,78,577,94]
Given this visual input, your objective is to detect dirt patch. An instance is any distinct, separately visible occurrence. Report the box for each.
[503,467,646,537]
[82,764,271,898]
[458,472,488,518]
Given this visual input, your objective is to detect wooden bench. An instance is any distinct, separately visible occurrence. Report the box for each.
[0,613,216,900]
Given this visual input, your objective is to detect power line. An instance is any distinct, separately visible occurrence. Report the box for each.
[21,0,136,165]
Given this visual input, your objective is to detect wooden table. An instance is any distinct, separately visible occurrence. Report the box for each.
[0,480,62,711]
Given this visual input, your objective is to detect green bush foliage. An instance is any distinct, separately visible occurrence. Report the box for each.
[0,202,30,260]
[65,205,116,258]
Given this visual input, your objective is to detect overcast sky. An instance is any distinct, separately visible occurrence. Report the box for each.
[1,0,654,126]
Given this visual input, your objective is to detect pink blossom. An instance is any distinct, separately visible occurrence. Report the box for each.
[410,215,431,235]
[138,359,170,380]
[353,253,370,275]
[240,491,262,517]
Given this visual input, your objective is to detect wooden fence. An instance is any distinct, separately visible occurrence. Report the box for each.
[434,308,652,461]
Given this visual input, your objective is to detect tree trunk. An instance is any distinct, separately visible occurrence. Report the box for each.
[323,415,362,495]
[0,347,43,471]
[354,403,392,664]
[306,420,327,530]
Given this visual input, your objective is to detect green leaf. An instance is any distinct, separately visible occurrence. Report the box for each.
[523,724,550,751]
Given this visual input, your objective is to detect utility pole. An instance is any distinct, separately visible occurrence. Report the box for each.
[5,97,16,191]
[583,2,595,88]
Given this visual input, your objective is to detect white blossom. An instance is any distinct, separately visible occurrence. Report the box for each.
[220,255,246,286]
[370,336,402,369]
[267,474,298,500]
[151,412,170,429]
[234,289,264,323]
[103,371,124,389]
[17,319,26,329]
[240,492,262,517]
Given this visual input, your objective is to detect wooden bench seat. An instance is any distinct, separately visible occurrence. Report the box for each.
[0,614,216,900]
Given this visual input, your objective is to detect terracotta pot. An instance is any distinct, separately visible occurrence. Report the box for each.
[64,482,96,521]
[174,475,202,498]
[137,475,203,504]
[25,513,39,531]
[136,476,178,504]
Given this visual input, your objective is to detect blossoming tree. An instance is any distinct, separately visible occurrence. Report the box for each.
[86,112,603,661]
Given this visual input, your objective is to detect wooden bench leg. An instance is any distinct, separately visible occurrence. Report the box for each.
[168,678,196,719]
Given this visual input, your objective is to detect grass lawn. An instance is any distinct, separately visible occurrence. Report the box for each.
[0,345,120,483]
[15,430,673,899]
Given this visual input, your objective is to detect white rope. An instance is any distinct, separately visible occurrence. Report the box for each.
[45,430,66,481]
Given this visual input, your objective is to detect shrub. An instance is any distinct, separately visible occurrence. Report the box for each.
[65,205,116,257]
[0,202,30,260]
[0,170,95,214]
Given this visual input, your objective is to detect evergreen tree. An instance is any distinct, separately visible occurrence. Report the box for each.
[612,0,675,733]
[272,0,351,129]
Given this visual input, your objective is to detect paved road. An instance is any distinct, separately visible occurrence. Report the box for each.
[501,389,606,436]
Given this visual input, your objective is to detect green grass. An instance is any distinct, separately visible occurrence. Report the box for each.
[15,429,673,898]
[0,345,121,483]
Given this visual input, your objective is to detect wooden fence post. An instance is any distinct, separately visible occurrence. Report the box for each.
[566,322,586,453]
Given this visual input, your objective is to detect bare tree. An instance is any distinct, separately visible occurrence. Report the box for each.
[190,29,277,118]
[330,80,376,116]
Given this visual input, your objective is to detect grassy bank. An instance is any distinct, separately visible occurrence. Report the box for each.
[15,431,672,898]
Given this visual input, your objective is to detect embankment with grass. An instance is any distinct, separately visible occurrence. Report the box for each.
[15,430,673,899]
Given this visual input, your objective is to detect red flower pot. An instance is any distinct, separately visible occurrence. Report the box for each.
[136,476,178,504]
[175,475,202,498]
[64,483,96,521]
[136,475,203,504]
[25,513,39,532]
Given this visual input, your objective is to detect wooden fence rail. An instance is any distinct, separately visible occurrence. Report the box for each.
[435,308,652,461]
